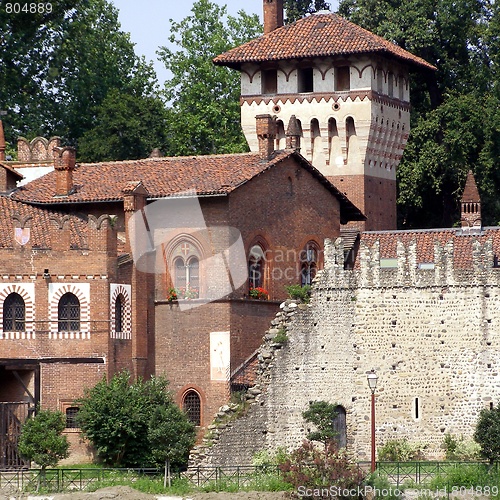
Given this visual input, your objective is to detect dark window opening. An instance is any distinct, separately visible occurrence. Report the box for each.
[333,406,347,448]
[262,69,277,94]
[336,66,350,91]
[298,68,314,93]
[65,407,80,428]
[3,293,25,332]
[58,293,80,331]
[183,390,201,426]
[115,294,124,333]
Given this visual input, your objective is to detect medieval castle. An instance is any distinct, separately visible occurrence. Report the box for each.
[0,0,494,466]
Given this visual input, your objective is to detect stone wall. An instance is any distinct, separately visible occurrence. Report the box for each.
[195,235,500,465]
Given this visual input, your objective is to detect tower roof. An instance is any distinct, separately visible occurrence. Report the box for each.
[213,13,436,71]
[461,170,480,203]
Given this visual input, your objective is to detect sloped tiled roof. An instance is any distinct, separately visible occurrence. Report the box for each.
[461,170,480,203]
[12,150,365,223]
[0,197,88,249]
[358,227,500,270]
[213,13,436,71]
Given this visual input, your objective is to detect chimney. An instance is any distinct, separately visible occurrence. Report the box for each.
[263,0,284,34]
[0,121,5,162]
[286,115,302,152]
[53,146,76,196]
[460,170,481,229]
[256,114,276,160]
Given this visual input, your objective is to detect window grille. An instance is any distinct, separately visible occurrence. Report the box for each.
[183,390,201,426]
[65,407,79,428]
[58,293,80,331]
[3,293,25,332]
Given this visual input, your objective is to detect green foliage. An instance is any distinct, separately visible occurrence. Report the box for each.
[18,408,69,470]
[285,285,312,303]
[273,328,289,344]
[442,433,481,461]
[377,439,427,462]
[158,0,262,156]
[302,401,339,447]
[284,0,331,23]
[76,371,195,468]
[252,447,290,467]
[428,463,494,491]
[474,402,500,464]
[279,440,365,492]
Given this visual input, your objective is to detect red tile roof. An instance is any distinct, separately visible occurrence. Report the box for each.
[358,228,500,270]
[461,170,480,203]
[12,150,365,223]
[0,197,87,249]
[213,13,436,71]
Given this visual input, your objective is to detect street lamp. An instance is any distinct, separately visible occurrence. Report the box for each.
[367,369,378,473]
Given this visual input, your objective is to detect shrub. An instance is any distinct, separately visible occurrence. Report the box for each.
[303,401,340,448]
[442,433,480,461]
[273,328,288,344]
[474,402,500,464]
[285,284,312,303]
[377,439,427,461]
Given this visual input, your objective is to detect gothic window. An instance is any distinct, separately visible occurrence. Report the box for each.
[115,294,124,334]
[376,68,383,92]
[300,242,319,286]
[65,407,80,428]
[58,292,80,331]
[3,293,25,332]
[170,241,201,298]
[262,69,277,94]
[249,244,265,289]
[335,66,350,91]
[183,390,201,426]
[388,72,394,97]
[298,67,314,93]
[333,406,347,449]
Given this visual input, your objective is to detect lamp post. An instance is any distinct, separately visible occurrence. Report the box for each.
[367,369,378,473]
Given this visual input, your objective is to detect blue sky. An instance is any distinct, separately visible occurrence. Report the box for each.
[110,1,339,85]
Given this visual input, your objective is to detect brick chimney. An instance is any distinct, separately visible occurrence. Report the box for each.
[256,114,276,160]
[264,0,284,34]
[461,170,481,229]
[53,146,76,196]
[0,121,5,162]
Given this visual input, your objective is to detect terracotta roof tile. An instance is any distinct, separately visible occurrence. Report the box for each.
[214,13,436,71]
[357,228,500,270]
[12,150,365,223]
[461,170,480,203]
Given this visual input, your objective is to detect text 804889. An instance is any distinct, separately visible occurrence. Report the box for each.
[5,3,53,14]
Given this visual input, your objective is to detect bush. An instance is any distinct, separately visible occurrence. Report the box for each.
[377,439,427,461]
[474,402,500,464]
[279,440,365,494]
[77,371,195,468]
[442,433,480,461]
[285,284,312,303]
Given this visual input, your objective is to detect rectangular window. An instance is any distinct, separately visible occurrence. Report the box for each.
[298,68,314,93]
[418,263,435,270]
[335,66,350,91]
[380,258,398,268]
[261,69,277,94]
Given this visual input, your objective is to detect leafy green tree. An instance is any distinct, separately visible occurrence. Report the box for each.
[158,0,262,156]
[78,89,170,162]
[303,401,339,448]
[18,408,69,490]
[474,402,500,464]
[284,0,331,23]
[77,371,195,468]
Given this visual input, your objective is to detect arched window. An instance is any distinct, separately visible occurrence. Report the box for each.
[169,241,201,299]
[333,405,347,449]
[115,294,124,334]
[58,293,80,331]
[300,242,319,286]
[183,390,201,426]
[3,293,25,332]
[276,120,286,150]
[249,244,265,289]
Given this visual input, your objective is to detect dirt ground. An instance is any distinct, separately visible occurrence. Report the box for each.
[0,485,291,500]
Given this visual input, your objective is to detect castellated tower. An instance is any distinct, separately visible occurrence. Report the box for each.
[214,0,435,230]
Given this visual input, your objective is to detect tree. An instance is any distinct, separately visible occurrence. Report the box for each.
[284,0,331,23]
[18,408,69,490]
[78,89,171,162]
[76,372,195,468]
[474,402,500,464]
[302,401,339,448]
[158,0,262,156]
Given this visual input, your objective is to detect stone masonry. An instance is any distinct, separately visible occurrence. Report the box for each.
[194,233,500,465]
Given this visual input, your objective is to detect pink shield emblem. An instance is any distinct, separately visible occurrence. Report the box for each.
[14,227,30,246]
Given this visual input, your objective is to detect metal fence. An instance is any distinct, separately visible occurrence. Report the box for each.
[181,465,281,488]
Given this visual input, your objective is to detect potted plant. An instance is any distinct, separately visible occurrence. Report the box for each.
[249,286,269,300]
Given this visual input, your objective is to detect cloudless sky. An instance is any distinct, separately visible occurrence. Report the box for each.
[110,1,339,86]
